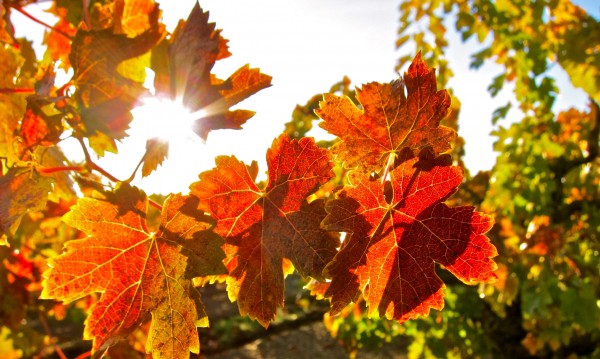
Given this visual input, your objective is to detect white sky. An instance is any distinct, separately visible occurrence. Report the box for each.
[10,0,598,195]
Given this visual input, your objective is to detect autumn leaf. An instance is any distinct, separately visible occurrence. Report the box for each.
[0,168,53,242]
[114,0,159,37]
[0,1,15,45]
[34,146,77,201]
[42,7,77,69]
[41,186,226,358]
[141,138,169,177]
[322,152,497,322]
[190,134,339,326]
[19,108,62,148]
[0,44,29,165]
[70,3,164,153]
[316,53,455,172]
[154,3,271,140]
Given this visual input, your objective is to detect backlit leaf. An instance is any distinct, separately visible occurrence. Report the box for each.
[316,53,454,171]
[41,187,226,358]
[19,108,62,148]
[322,153,497,322]
[0,168,53,241]
[42,8,77,69]
[70,3,164,151]
[142,138,169,177]
[158,3,271,140]
[0,44,28,165]
[190,134,339,326]
[0,2,14,45]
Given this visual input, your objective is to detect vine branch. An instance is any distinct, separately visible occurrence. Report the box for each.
[76,136,121,183]
[9,4,73,40]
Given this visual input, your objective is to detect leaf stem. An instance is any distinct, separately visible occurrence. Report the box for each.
[127,151,147,183]
[0,88,35,94]
[149,198,163,211]
[76,136,122,183]
[36,165,85,174]
[10,5,73,40]
[82,0,92,29]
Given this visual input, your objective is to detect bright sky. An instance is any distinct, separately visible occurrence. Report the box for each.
[10,0,599,195]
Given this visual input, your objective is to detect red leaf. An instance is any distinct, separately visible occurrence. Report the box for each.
[41,186,225,357]
[316,53,455,171]
[190,134,338,326]
[322,154,497,322]
[20,108,62,147]
[161,4,271,139]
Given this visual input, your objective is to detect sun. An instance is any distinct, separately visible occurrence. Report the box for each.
[119,94,217,194]
[128,96,203,144]
[91,69,215,195]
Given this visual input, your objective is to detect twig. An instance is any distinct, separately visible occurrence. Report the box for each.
[76,136,122,183]
[10,5,73,40]
[38,311,68,359]
[74,351,92,359]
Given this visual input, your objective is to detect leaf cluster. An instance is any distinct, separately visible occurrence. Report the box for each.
[362,0,600,357]
[0,1,498,358]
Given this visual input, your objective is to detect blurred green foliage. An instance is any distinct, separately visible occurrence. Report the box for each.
[323,0,600,357]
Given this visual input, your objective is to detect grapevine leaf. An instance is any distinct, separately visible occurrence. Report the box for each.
[114,0,159,37]
[156,3,272,140]
[0,1,15,45]
[42,10,77,68]
[0,168,53,241]
[19,108,62,148]
[70,4,164,151]
[41,186,226,358]
[0,44,28,165]
[190,134,339,326]
[316,53,455,171]
[322,153,497,322]
[34,146,77,201]
[141,138,169,177]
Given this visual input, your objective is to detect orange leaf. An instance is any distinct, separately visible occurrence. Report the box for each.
[0,2,15,45]
[43,13,77,68]
[115,0,158,37]
[190,134,338,326]
[316,53,455,171]
[70,4,164,147]
[322,153,497,322]
[19,108,62,148]
[41,186,226,357]
[141,138,168,177]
